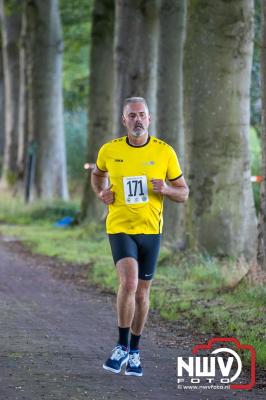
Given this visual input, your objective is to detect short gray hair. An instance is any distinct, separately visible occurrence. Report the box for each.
[123,97,149,113]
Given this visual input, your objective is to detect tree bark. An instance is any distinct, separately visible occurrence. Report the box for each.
[0,0,21,186]
[258,0,266,269]
[113,0,158,136]
[0,39,4,167]
[26,0,68,200]
[184,0,256,260]
[156,0,186,248]
[17,2,27,182]
[80,0,115,221]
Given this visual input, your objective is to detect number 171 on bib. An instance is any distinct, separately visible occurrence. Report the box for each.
[123,175,149,204]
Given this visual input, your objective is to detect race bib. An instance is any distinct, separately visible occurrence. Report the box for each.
[123,175,149,204]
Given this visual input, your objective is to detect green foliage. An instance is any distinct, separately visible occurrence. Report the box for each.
[29,201,79,222]
[0,196,80,225]
[90,257,117,292]
[250,127,262,174]
[4,0,22,16]
[191,282,266,366]
[250,127,262,214]
[245,335,266,366]
[60,0,92,110]
[64,111,87,180]
[6,170,17,186]
[0,221,111,264]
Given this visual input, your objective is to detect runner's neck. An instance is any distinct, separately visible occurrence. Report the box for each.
[126,135,150,148]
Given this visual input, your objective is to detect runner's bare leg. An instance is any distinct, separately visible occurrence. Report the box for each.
[116,257,138,327]
[131,279,152,335]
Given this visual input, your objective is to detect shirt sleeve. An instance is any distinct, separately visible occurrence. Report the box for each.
[166,146,183,181]
[96,144,108,172]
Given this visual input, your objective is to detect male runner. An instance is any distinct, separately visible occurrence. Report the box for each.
[91,97,189,377]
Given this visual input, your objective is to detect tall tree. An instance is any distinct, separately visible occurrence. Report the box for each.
[156,0,186,247]
[184,0,256,260]
[113,0,158,136]
[0,0,21,186]
[258,0,266,270]
[0,38,4,168]
[17,2,26,182]
[81,0,114,221]
[26,0,68,199]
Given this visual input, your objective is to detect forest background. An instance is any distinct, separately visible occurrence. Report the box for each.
[0,0,266,372]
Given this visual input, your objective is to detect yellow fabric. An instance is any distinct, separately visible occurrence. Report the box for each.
[96,135,182,234]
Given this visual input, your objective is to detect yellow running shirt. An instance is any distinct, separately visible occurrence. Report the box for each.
[96,135,182,234]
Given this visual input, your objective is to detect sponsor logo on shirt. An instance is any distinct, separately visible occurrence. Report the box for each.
[143,161,155,166]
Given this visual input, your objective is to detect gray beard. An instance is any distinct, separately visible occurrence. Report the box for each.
[132,129,145,137]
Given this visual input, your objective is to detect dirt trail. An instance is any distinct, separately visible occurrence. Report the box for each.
[0,240,265,400]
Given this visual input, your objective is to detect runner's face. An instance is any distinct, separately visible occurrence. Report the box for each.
[122,102,151,137]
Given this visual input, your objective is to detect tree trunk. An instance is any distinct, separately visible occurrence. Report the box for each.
[156,0,186,248]
[80,0,115,221]
[17,3,27,183]
[184,0,256,260]
[113,0,158,136]
[0,39,4,168]
[258,0,266,269]
[26,0,68,200]
[0,0,21,186]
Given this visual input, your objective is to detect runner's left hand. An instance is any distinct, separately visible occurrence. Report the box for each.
[151,179,168,195]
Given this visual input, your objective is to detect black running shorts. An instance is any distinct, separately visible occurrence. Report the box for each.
[108,233,161,280]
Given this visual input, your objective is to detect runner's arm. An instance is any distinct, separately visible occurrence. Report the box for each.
[91,167,114,205]
[151,176,189,203]
[165,176,189,202]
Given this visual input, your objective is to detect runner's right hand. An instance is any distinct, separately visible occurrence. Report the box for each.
[99,185,114,205]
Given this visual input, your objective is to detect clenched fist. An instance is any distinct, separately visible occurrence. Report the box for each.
[99,185,115,205]
[150,179,168,195]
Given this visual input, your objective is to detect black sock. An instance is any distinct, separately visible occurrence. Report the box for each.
[118,326,130,348]
[130,333,141,351]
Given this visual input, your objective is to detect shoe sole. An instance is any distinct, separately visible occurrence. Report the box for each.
[125,370,143,377]
[102,355,129,374]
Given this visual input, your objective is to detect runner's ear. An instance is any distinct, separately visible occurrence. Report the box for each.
[122,115,126,126]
